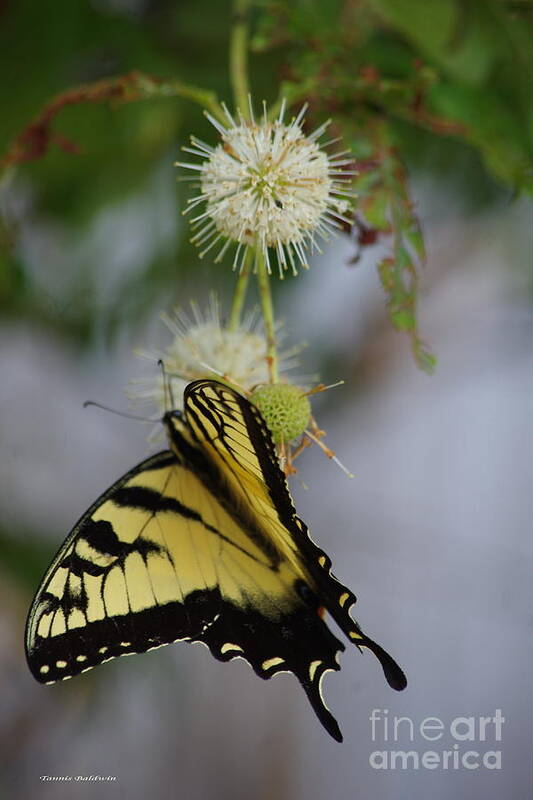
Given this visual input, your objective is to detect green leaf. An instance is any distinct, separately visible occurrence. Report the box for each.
[404,225,426,263]
[367,0,458,56]
[391,309,415,332]
[430,81,533,190]
[360,187,390,230]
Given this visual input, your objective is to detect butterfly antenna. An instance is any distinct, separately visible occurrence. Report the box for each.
[83,401,155,423]
[158,359,176,410]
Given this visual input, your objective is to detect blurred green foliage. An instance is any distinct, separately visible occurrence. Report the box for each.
[254,0,533,367]
[0,0,532,360]
[0,523,55,593]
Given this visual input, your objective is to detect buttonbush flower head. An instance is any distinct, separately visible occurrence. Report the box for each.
[249,381,353,477]
[128,296,301,419]
[176,101,355,277]
[250,383,311,445]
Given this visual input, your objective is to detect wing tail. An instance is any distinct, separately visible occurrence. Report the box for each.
[359,634,407,691]
[308,560,407,692]
[298,664,343,743]
[326,597,407,691]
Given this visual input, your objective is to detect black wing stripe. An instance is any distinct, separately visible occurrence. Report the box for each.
[112,486,202,518]
[110,485,260,562]
[61,551,108,578]
[185,381,408,696]
[82,519,131,557]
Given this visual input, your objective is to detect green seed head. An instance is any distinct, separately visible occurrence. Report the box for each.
[250,383,311,444]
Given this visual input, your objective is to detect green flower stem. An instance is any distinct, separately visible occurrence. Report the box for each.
[228,249,252,331]
[256,250,279,383]
[230,0,251,119]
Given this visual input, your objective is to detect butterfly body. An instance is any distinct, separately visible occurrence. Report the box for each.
[26,380,406,742]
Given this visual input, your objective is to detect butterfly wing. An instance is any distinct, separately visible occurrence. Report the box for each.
[25,440,345,737]
[26,444,311,675]
[25,450,198,683]
[180,380,407,733]
[26,379,405,744]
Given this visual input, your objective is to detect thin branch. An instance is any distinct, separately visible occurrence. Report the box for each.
[0,71,225,173]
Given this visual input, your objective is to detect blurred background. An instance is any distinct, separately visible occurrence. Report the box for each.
[1,1,532,798]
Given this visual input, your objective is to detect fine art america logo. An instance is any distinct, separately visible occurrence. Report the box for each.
[369,709,504,771]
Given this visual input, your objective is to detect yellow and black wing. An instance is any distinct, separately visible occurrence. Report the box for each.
[25,450,198,680]
[181,381,406,735]
[26,379,405,743]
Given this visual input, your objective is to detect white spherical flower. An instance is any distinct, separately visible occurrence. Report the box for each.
[176,101,354,277]
[128,297,301,421]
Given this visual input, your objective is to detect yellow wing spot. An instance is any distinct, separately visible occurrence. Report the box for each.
[39,665,50,675]
[103,566,129,616]
[349,631,363,641]
[309,660,322,682]
[50,610,67,637]
[339,592,350,607]
[120,641,132,647]
[318,556,327,568]
[37,612,53,639]
[123,552,156,612]
[76,655,88,663]
[84,574,106,622]
[220,643,244,655]
[46,566,68,599]
[128,466,172,493]
[146,551,183,606]
[67,609,86,630]
[55,660,67,669]
[262,657,285,671]
[99,646,109,654]
[68,573,83,596]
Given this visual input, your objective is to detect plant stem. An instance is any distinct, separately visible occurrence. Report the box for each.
[228,1,278,383]
[228,250,252,330]
[256,250,278,383]
[0,71,227,173]
[136,74,226,123]
[230,0,251,118]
